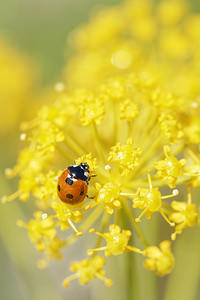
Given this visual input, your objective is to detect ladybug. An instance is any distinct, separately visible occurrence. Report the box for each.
[57,163,91,205]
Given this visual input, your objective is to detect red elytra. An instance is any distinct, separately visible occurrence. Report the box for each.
[57,169,88,205]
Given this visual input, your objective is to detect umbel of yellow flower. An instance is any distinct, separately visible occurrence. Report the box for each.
[155,146,186,188]
[120,99,139,121]
[170,187,198,240]
[94,182,122,214]
[108,138,141,175]
[144,241,174,276]
[3,0,200,288]
[63,256,113,287]
[17,211,64,267]
[170,201,198,240]
[87,224,143,256]
[52,201,83,233]
[133,172,178,224]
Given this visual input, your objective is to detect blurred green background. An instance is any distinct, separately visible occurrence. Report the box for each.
[0,0,120,86]
[0,1,200,300]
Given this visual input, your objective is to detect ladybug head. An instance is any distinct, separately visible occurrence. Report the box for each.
[79,162,90,172]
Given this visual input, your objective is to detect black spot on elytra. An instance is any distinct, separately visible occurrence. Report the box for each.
[66,193,73,199]
[57,185,60,191]
[80,187,84,196]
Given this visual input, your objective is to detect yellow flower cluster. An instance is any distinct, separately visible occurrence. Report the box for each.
[108,138,141,175]
[3,0,200,287]
[63,256,113,287]
[144,240,174,276]
[17,211,64,268]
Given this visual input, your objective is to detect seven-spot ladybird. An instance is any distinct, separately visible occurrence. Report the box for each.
[57,163,90,205]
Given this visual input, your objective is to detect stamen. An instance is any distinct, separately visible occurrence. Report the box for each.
[184,172,200,177]
[64,206,104,248]
[62,273,79,287]
[20,119,38,131]
[164,145,170,157]
[160,209,175,226]
[113,200,121,208]
[135,207,149,223]
[171,232,179,241]
[87,246,107,256]
[96,273,113,286]
[68,219,83,236]
[16,220,27,228]
[147,172,153,190]
[2,191,20,203]
[89,228,105,237]
[161,191,179,200]
[85,202,98,211]
[126,245,145,255]
[187,185,192,204]
[120,192,137,197]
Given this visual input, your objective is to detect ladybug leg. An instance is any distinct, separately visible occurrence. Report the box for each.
[84,196,98,210]
[87,174,96,184]
[86,194,95,199]
[89,175,97,178]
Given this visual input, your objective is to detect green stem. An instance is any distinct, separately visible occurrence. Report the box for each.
[121,206,139,300]
[91,122,107,163]
[64,205,104,247]
[127,121,133,139]
[136,215,158,300]
[55,144,73,161]
[63,132,84,156]
[164,227,200,300]
[113,101,119,144]
[92,211,110,256]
